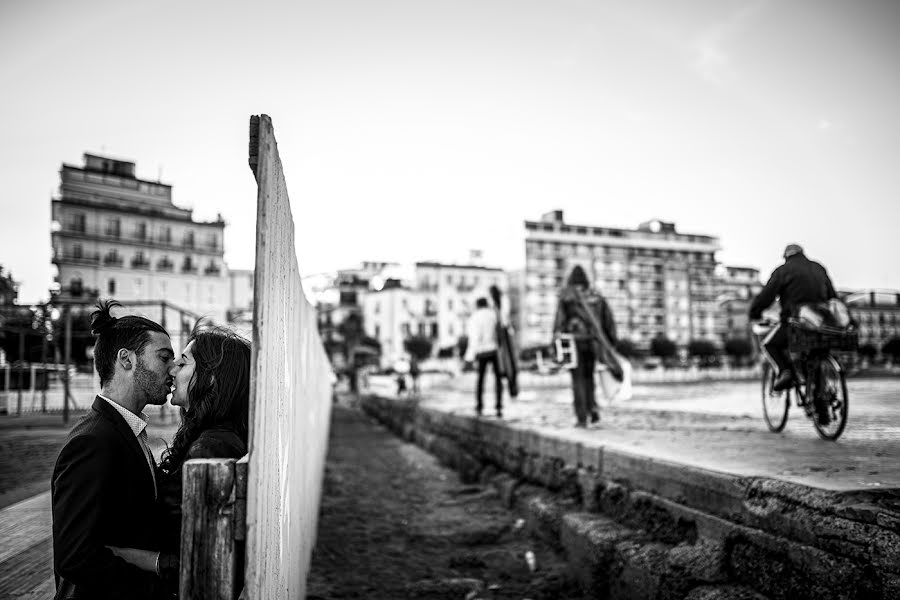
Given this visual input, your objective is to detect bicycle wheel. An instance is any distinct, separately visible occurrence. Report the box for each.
[812,356,849,441]
[761,363,789,432]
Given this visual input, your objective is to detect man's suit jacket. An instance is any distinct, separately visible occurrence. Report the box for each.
[52,396,165,599]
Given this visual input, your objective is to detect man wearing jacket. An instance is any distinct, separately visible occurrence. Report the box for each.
[749,244,837,391]
[52,300,175,599]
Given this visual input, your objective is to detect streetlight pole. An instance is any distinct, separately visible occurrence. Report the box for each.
[63,306,72,424]
[16,329,24,415]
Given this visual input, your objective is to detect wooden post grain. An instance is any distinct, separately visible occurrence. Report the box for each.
[180,458,240,600]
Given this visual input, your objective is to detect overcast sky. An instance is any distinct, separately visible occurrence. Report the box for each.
[2,0,899,303]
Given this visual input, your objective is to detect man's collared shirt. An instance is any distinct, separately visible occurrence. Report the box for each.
[98,394,157,498]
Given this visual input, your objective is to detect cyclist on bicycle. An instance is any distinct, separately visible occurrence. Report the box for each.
[749,244,837,392]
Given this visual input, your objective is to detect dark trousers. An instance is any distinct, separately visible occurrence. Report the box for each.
[570,345,598,425]
[476,351,503,413]
[762,323,791,373]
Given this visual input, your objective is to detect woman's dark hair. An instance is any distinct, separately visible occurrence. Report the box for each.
[160,324,251,475]
[566,265,590,288]
[91,299,169,387]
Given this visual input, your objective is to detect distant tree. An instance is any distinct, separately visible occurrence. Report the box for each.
[724,338,753,361]
[858,343,878,360]
[614,339,639,358]
[336,311,365,392]
[0,266,17,305]
[650,335,677,359]
[882,337,900,359]
[359,335,381,353]
[688,339,718,358]
[403,335,433,362]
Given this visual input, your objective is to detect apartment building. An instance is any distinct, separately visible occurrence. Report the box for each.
[716,266,763,341]
[51,153,229,322]
[842,290,900,350]
[522,210,721,349]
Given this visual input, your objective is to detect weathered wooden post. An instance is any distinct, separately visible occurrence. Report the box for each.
[180,459,240,600]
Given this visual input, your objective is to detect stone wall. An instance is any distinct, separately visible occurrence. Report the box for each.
[361,393,900,599]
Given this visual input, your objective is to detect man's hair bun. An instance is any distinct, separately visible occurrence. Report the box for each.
[90,299,122,336]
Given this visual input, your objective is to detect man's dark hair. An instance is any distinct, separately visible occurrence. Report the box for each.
[90,300,169,387]
[476,297,489,309]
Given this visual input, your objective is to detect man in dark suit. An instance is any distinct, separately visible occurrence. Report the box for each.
[52,300,176,599]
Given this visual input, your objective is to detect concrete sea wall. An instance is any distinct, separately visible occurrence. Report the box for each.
[360,394,900,600]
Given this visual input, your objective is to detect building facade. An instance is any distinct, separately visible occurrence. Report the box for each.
[414,261,508,352]
[358,261,509,363]
[363,284,427,363]
[51,153,229,322]
[522,210,721,349]
[842,290,900,351]
[715,266,763,342]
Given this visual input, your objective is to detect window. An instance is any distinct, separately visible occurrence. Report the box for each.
[71,213,86,233]
[402,323,411,337]
[108,279,116,295]
[161,227,172,243]
[135,222,147,241]
[69,278,83,297]
[375,325,381,338]
[106,218,121,238]
[204,261,220,275]
[207,233,218,250]
[182,256,196,273]
[430,323,438,338]
[72,244,83,258]
[183,230,195,249]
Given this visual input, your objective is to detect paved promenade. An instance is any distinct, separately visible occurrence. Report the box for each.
[0,430,174,599]
[374,374,900,492]
[2,375,897,598]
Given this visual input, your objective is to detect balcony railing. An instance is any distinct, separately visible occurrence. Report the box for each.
[131,259,151,270]
[204,265,221,276]
[157,261,175,272]
[54,225,221,254]
[55,252,100,265]
[103,255,124,267]
[182,264,198,274]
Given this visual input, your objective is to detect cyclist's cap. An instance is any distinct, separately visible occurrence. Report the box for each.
[783,243,804,258]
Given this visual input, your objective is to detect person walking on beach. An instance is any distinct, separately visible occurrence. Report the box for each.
[465,297,503,418]
[552,266,620,427]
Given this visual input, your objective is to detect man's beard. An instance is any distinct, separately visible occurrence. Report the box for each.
[134,357,168,406]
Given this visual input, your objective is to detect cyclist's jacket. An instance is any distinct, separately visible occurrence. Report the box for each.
[749,253,837,321]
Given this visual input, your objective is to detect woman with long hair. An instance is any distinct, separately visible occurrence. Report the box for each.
[106,323,251,592]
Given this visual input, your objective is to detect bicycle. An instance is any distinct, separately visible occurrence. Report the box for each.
[753,319,858,441]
